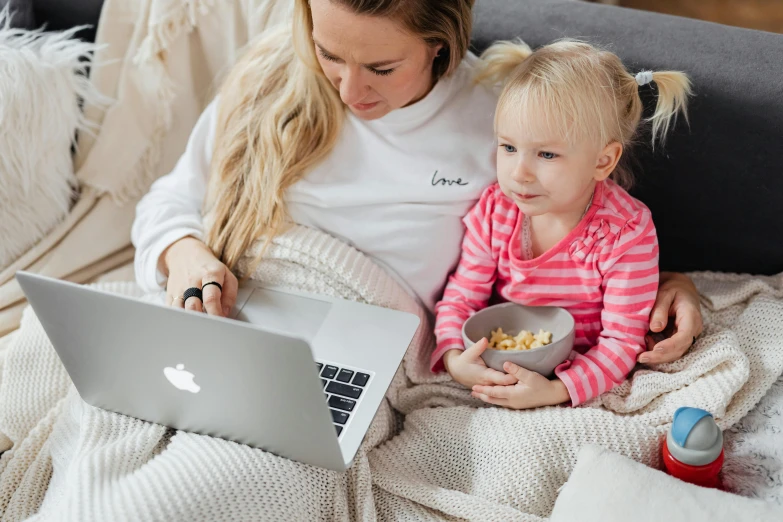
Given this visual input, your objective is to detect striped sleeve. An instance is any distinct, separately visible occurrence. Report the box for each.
[431,186,500,372]
[555,211,659,405]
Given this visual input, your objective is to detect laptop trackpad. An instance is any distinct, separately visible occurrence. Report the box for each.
[235,288,332,341]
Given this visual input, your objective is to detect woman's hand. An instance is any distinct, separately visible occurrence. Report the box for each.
[443,339,518,389]
[472,362,570,410]
[638,272,704,364]
[161,236,239,317]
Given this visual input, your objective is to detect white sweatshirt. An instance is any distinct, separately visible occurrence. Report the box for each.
[131,53,499,311]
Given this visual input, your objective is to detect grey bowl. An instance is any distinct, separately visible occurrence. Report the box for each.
[462,303,575,375]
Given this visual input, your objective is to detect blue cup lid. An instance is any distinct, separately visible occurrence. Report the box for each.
[667,407,723,466]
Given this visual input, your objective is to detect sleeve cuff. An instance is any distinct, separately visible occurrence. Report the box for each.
[430,339,465,373]
[554,361,584,406]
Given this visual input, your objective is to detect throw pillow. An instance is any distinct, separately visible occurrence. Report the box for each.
[0,9,100,269]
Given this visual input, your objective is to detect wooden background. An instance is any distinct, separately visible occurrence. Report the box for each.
[594,0,783,33]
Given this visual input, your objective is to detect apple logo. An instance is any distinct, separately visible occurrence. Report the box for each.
[163,363,201,393]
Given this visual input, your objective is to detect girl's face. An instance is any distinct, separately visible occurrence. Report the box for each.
[495,107,621,218]
[310,0,443,120]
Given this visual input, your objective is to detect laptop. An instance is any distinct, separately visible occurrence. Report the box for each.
[15,271,420,471]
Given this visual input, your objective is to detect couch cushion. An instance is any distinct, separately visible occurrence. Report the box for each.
[0,0,35,29]
[472,0,783,276]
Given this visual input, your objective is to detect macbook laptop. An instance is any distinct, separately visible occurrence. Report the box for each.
[15,271,420,471]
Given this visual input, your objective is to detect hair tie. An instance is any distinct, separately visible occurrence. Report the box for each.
[635,70,654,86]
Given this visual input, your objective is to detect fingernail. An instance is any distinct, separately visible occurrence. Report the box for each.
[223,306,230,316]
[639,356,649,363]
[652,321,663,330]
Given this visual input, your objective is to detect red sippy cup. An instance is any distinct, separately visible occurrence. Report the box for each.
[662,407,724,489]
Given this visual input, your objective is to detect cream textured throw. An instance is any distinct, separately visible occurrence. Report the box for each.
[1,226,782,521]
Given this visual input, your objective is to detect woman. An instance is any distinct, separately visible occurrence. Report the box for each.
[131,0,701,373]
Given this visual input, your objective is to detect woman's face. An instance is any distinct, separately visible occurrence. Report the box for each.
[310,0,443,120]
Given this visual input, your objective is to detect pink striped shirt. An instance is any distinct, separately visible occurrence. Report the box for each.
[433,180,659,406]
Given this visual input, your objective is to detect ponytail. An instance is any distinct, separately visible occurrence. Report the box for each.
[644,71,692,145]
[474,39,533,87]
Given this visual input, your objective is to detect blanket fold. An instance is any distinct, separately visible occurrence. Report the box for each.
[1,225,782,521]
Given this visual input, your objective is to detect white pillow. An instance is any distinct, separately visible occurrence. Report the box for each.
[0,10,100,269]
[550,445,783,522]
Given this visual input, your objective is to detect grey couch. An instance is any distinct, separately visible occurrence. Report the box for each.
[2,0,103,42]
[20,0,783,276]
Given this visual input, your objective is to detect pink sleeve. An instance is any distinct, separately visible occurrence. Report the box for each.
[431,186,500,372]
[555,211,659,405]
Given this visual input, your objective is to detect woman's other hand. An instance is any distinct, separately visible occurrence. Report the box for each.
[639,272,704,364]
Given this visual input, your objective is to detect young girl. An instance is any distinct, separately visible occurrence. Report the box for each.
[433,40,692,409]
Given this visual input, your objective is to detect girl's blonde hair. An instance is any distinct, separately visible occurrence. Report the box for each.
[205,0,475,271]
[475,39,692,188]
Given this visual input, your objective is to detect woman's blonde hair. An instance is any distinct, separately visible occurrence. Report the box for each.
[475,39,692,188]
[205,0,475,271]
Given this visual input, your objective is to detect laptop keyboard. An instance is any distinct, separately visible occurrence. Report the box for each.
[316,362,370,438]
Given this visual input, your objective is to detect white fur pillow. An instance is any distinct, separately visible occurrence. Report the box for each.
[0,10,99,269]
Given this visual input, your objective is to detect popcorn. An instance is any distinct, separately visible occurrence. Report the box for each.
[487,327,553,350]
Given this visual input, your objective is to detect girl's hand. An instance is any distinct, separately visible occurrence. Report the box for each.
[162,237,239,317]
[472,362,570,410]
[443,339,518,389]
[639,272,704,364]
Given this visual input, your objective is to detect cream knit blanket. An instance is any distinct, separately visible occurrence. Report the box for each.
[1,225,782,521]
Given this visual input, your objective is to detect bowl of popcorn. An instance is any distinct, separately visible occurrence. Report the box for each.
[462,303,575,375]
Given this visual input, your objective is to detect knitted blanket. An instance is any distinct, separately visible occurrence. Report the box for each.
[1,225,782,521]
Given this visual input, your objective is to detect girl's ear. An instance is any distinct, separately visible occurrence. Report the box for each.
[595,142,623,181]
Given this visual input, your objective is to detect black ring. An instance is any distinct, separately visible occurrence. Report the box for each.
[183,287,203,303]
[202,281,222,293]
